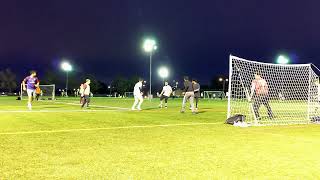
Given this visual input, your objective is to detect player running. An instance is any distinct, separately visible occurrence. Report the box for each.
[192,79,200,111]
[131,78,144,111]
[181,76,196,114]
[249,72,274,120]
[81,79,91,108]
[22,70,39,110]
[159,81,173,108]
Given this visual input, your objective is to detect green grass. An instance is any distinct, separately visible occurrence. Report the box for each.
[1,96,320,179]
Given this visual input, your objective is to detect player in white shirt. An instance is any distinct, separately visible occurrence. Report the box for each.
[81,79,91,108]
[131,78,144,111]
[159,81,173,108]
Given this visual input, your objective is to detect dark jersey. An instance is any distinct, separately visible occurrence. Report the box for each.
[193,83,200,97]
[184,81,194,92]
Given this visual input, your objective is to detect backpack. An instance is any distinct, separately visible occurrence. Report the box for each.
[225,114,246,125]
[311,116,320,123]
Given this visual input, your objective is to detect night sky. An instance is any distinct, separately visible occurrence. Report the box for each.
[1,0,320,86]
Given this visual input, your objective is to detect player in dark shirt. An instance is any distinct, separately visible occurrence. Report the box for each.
[181,76,196,114]
[192,79,200,111]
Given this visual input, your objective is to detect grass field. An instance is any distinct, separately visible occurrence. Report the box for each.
[1,96,320,179]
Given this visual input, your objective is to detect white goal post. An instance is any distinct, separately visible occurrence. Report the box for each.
[228,55,320,125]
[20,84,55,100]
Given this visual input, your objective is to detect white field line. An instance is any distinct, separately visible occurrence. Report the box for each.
[0,101,131,113]
[0,122,222,135]
[54,101,130,110]
[0,109,121,113]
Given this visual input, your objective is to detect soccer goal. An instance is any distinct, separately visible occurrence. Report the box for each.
[124,92,134,98]
[203,91,225,99]
[228,55,320,125]
[20,84,56,100]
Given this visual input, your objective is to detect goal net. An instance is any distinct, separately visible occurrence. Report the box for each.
[203,91,225,99]
[124,92,134,98]
[228,55,320,125]
[20,84,55,100]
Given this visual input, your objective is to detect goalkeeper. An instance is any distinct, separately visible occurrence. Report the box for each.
[249,72,274,120]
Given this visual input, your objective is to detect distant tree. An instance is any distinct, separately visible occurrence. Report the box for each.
[210,75,228,91]
[128,75,139,90]
[111,76,130,95]
[80,74,104,94]
[0,68,17,92]
[42,70,61,85]
[95,80,108,94]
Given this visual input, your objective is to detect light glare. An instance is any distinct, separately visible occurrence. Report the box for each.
[61,61,72,71]
[277,55,290,64]
[158,67,169,79]
[143,39,157,52]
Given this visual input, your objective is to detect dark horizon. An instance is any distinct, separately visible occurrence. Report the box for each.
[1,0,320,87]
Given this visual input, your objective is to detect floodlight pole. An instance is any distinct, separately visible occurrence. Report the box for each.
[222,80,225,93]
[66,71,69,97]
[149,51,152,99]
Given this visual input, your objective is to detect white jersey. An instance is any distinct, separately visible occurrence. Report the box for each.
[162,85,172,97]
[79,84,84,94]
[134,82,143,96]
[83,83,90,95]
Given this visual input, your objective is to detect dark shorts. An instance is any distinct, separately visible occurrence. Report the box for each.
[194,91,200,98]
[160,95,169,101]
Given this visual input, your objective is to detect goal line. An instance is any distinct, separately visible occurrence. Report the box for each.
[0,122,222,135]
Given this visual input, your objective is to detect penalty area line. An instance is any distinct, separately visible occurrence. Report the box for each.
[0,109,122,113]
[0,122,222,135]
[53,101,130,110]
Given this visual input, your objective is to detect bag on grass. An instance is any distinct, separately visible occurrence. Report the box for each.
[311,116,320,122]
[225,114,245,125]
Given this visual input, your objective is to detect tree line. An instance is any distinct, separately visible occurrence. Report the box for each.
[0,68,228,95]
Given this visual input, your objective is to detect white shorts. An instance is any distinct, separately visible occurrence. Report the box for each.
[27,89,35,97]
[134,94,143,100]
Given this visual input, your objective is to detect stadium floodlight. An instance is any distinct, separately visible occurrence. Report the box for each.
[143,38,157,98]
[143,39,157,52]
[158,67,169,83]
[107,85,112,96]
[219,78,227,92]
[60,61,72,97]
[277,55,290,64]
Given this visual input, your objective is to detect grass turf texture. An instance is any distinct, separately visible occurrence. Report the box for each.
[0,97,320,179]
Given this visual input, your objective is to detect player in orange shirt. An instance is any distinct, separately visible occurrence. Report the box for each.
[35,86,41,101]
[249,72,274,120]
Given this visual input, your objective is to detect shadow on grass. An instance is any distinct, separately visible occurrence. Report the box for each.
[142,107,161,110]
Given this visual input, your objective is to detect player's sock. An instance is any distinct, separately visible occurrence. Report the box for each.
[27,103,32,110]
